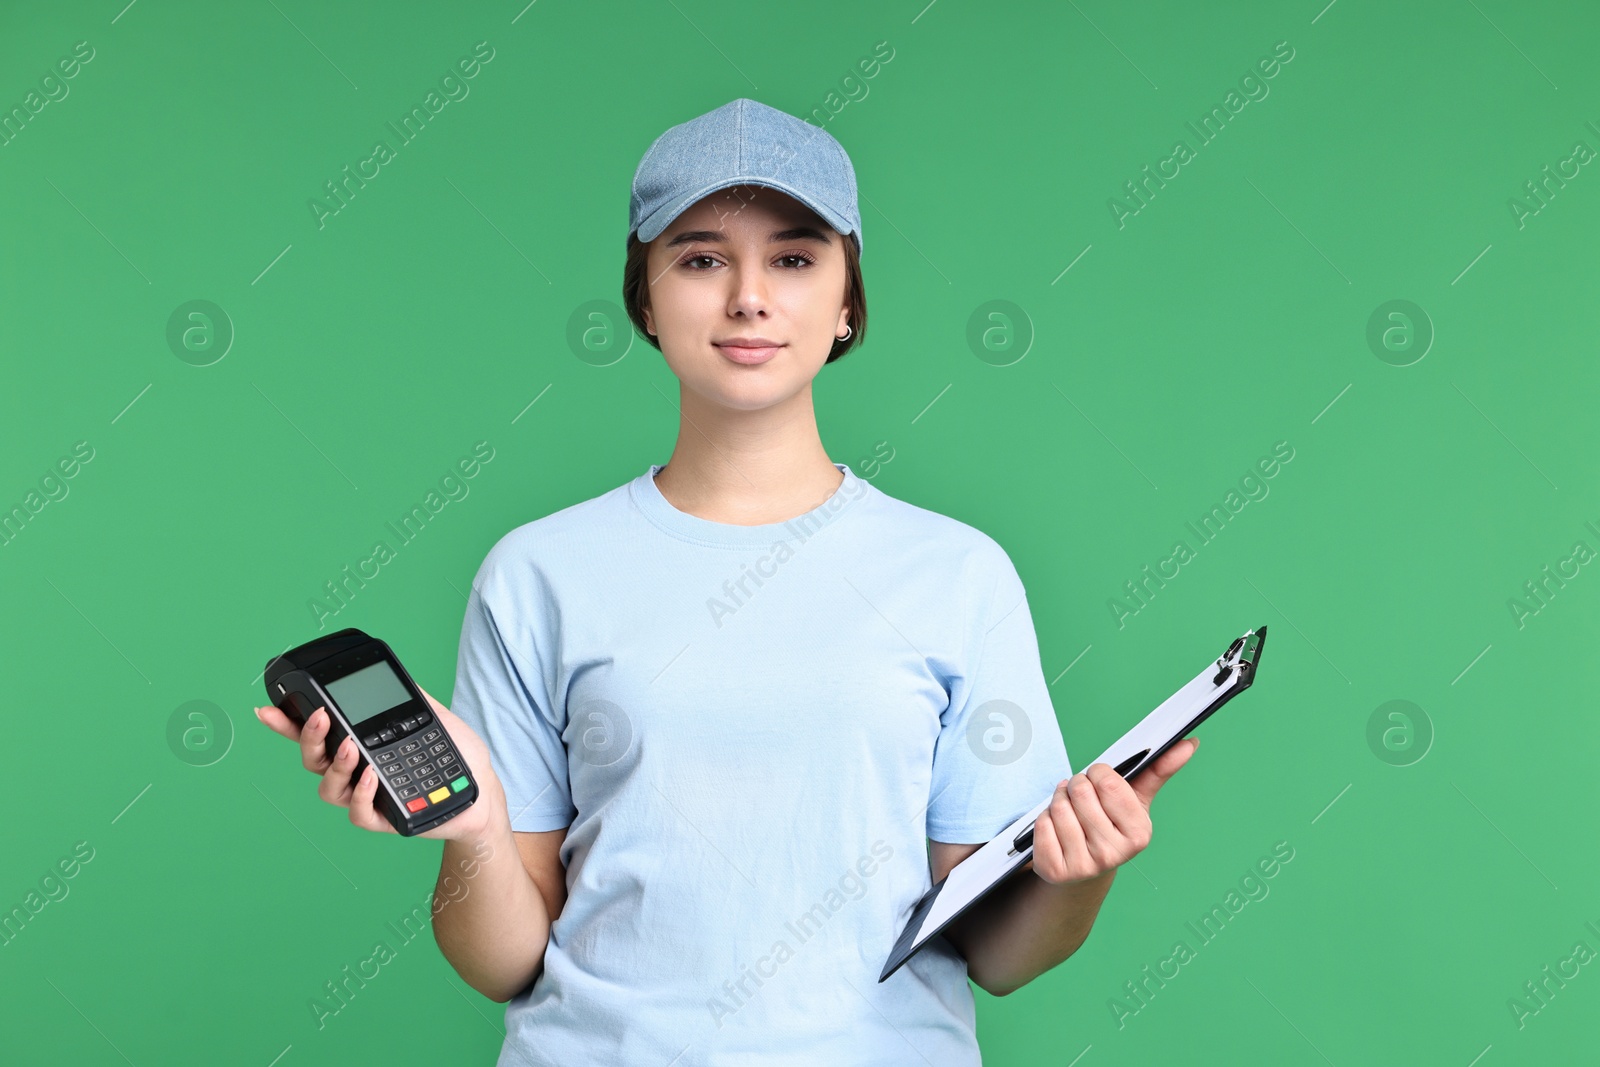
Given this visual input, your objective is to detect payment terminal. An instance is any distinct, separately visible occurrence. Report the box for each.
[263,628,477,836]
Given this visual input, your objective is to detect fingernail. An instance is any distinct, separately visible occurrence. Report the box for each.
[252,707,263,722]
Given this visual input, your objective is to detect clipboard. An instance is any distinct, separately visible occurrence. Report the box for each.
[879,625,1268,983]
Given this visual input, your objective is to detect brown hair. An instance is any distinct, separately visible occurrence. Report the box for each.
[623,230,867,364]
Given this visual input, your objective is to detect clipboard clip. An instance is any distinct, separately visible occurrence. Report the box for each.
[1212,632,1255,685]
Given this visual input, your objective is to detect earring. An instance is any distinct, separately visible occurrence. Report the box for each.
[837,324,853,342]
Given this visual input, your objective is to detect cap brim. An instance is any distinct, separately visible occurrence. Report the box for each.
[635,176,857,251]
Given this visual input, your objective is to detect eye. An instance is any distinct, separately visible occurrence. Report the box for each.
[677,251,815,270]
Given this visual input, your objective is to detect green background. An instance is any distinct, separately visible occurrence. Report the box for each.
[2,0,1595,1063]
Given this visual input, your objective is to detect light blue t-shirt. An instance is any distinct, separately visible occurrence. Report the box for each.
[450,461,1073,1066]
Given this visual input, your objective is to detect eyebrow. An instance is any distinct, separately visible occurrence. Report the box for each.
[664,226,833,248]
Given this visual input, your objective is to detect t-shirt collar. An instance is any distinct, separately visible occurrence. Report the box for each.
[630,461,871,547]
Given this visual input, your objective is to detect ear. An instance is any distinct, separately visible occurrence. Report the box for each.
[642,304,655,337]
[835,307,850,337]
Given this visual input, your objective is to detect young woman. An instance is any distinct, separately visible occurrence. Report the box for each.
[256,97,1195,1066]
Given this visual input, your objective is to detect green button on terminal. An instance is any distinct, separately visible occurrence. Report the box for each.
[450,775,469,792]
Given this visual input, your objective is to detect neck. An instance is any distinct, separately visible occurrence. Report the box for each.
[653,380,844,526]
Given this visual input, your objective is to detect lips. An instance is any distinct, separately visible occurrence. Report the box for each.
[715,341,783,366]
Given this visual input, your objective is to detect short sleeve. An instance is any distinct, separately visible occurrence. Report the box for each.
[925,546,1073,843]
[450,580,575,832]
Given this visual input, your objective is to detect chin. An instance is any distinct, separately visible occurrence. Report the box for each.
[697,371,805,411]
[709,385,794,412]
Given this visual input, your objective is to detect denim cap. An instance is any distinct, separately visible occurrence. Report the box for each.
[628,97,862,256]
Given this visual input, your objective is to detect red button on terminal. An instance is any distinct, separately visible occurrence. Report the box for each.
[405,797,428,812]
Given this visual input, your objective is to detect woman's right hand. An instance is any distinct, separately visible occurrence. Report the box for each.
[254,686,505,842]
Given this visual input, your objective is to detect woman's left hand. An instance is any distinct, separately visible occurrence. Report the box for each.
[1029,737,1199,885]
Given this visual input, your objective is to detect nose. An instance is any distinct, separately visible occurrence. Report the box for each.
[726,260,770,320]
